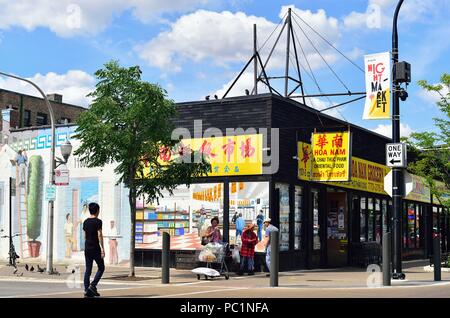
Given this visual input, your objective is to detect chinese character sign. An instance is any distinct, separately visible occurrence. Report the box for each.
[311,132,351,182]
[363,52,391,120]
[142,134,262,178]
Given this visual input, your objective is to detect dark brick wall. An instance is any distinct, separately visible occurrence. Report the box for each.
[0,89,85,129]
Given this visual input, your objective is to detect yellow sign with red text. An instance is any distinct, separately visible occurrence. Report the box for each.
[142,134,263,178]
[298,140,389,195]
[310,132,351,182]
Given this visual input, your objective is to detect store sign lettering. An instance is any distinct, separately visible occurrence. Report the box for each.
[298,141,390,195]
[141,134,263,178]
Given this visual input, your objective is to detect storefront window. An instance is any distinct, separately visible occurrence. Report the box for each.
[360,197,367,242]
[135,183,224,250]
[276,183,290,252]
[368,198,374,241]
[407,203,416,249]
[382,200,388,236]
[294,186,303,250]
[229,181,269,253]
[433,206,439,233]
[375,199,381,243]
[313,189,321,250]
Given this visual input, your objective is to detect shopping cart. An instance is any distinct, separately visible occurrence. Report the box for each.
[192,242,230,280]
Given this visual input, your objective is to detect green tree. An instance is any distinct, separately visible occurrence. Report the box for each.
[74,61,210,276]
[406,73,450,209]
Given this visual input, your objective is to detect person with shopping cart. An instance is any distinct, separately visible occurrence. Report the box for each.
[237,222,258,276]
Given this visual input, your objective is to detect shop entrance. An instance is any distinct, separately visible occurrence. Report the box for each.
[326,190,348,267]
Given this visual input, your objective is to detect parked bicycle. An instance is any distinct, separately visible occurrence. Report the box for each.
[0,230,21,268]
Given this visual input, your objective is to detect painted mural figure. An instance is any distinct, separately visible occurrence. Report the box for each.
[15,149,27,186]
[78,203,90,251]
[108,220,119,265]
[64,213,74,258]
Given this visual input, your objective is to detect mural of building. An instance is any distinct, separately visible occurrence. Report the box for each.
[0,124,131,265]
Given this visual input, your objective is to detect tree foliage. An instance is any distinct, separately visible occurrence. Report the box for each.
[74,61,210,275]
[406,73,450,209]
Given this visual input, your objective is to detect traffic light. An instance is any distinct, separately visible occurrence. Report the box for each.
[395,61,411,83]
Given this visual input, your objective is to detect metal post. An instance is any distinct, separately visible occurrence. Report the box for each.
[253,24,258,95]
[162,231,170,284]
[433,236,441,281]
[391,0,405,280]
[270,230,279,287]
[284,8,292,97]
[382,232,391,286]
[9,177,13,266]
[0,71,56,274]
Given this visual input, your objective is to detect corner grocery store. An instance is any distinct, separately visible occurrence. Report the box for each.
[134,93,449,270]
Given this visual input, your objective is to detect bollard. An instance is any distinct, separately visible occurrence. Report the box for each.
[433,236,441,281]
[270,230,279,287]
[162,231,170,284]
[382,232,391,286]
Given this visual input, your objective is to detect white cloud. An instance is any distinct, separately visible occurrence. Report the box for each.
[372,123,414,138]
[135,6,343,72]
[343,0,440,30]
[417,83,450,106]
[0,0,216,37]
[0,70,95,107]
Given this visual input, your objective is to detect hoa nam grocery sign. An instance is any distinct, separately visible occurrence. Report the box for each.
[298,140,389,195]
[310,131,351,182]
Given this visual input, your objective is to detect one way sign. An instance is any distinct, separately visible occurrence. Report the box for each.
[386,143,407,168]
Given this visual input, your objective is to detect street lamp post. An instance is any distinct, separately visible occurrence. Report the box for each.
[0,71,57,274]
[391,0,405,280]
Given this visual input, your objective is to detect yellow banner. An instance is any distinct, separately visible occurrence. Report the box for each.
[298,141,390,195]
[363,52,391,119]
[311,132,351,182]
[142,134,263,177]
[405,174,431,203]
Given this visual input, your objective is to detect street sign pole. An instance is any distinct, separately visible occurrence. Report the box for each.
[391,0,405,280]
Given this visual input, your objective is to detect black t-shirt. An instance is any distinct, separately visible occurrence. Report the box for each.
[83,218,102,253]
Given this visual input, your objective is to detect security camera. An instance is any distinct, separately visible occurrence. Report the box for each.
[399,88,408,101]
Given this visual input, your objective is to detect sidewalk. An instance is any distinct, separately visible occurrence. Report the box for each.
[1,259,447,289]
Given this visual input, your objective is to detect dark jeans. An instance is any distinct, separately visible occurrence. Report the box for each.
[84,251,105,291]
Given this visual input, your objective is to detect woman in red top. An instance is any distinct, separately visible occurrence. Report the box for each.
[238,223,258,275]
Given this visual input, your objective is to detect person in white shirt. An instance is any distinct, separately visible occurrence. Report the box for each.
[64,213,74,258]
[108,220,119,265]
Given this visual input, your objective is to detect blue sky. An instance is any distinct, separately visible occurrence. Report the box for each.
[0,0,448,138]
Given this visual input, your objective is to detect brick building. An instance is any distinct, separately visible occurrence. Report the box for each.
[0,89,86,142]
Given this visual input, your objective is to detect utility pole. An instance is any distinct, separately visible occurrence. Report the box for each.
[391,0,405,280]
[0,71,57,275]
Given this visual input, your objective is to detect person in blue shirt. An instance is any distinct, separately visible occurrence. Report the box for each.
[15,149,27,186]
[256,210,264,241]
[235,213,245,240]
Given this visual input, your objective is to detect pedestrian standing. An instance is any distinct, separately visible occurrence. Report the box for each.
[235,213,245,239]
[256,210,264,241]
[238,223,258,275]
[83,202,105,298]
[263,218,278,277]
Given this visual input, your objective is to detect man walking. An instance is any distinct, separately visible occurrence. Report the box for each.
[263,218,278,277]
[83,202,105,298]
